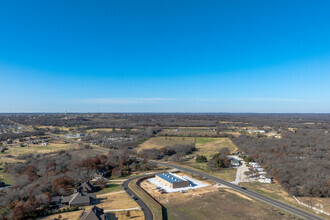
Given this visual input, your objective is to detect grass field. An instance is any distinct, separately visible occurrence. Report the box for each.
[40,208,143,220]
[0,142,81,159]
[0,165,14,185]
[39,210,82,220]
[164,162,237,182]
[37,126,71,131]
[194,137,237,156]
[137,136,195,151]
[96,183,123,194]
[165,189,299,220]
[160,127,217,136]
[137,136,237,156]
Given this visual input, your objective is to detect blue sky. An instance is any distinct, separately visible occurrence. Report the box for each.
[0,0,330,113]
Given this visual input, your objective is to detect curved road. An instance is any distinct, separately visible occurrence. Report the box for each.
[122,176,154,220]
[153,161,324,220]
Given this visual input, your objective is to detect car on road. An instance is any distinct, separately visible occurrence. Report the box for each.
[241,187,247,190]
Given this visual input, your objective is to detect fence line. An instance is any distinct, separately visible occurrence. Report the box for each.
[293,196,329,216]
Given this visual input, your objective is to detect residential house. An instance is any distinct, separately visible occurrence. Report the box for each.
[77,181,97,193]
[230,158,241,166]
[80,206,108,220]
[61,192,96,207]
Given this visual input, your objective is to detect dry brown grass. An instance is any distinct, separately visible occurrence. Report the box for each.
[39,210,82,220]
[195,137,237,156]
[165,189,299,220]
[96,190,141,210]
[37,126,71,131]
[0,142,80,158]
[137,136,195,151]
[137,136,237,156]
[297,197,330,213]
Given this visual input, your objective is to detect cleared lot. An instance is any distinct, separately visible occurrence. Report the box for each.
[165,189,299,220]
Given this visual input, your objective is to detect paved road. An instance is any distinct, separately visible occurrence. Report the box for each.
[153,161,324,220]
[122,176,154,220]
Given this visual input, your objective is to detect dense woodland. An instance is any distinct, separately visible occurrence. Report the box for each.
[0,150,154,219]
[233,130,329,197]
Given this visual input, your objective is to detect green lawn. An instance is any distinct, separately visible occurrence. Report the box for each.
[0,166,14,185]
[97,183,122,194]
[188,163,237,181]
[195,137,218,144]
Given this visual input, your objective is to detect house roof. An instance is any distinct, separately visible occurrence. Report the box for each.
[78,181,96,192]
[70,193,90,206]
[61,192,96,206]
[80,206,106,220]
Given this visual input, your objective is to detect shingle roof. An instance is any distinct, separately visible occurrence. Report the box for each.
[80,206,106,220]
[61,192,95,206]
[78,181,96,193]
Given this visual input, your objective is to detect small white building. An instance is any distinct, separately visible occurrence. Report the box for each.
[258,178,272,183]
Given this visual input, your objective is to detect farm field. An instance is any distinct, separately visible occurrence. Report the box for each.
[0,141,81,159]
[159,127,241,137]
[138,137,239,182]
[86,128,138,133]
[137,136,237,156]
[137,136,195,150]
[165,189,299,220]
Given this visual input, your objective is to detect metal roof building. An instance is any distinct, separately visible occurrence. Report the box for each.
[155,173,189,189]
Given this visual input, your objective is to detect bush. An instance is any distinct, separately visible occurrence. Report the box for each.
[196,155,207,163]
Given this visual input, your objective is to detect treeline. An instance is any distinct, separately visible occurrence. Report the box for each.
[82,127,161,149]
[0,150,154,219]
[0,131,45,141]
[140,144,196,161]
[233,129,329,197]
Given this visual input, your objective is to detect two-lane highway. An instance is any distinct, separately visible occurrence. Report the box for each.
[153,161,324,220]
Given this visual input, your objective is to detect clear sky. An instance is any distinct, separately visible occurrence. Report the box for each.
[0,0,330,113]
